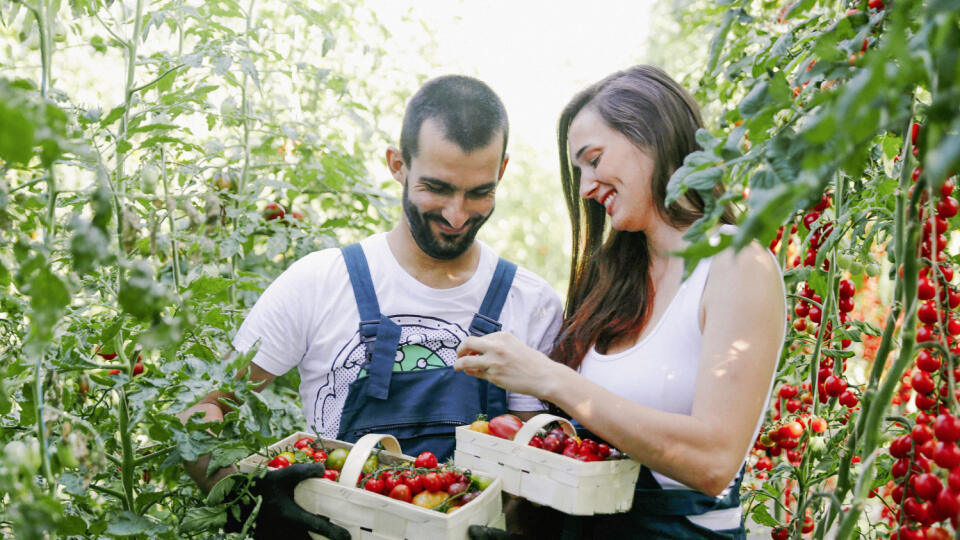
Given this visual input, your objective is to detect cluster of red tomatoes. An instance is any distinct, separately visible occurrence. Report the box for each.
[880,123,960,540]
[762,191,869,537]
[468,414,625,462]
[96,349,145,377]
[356,451,491,513]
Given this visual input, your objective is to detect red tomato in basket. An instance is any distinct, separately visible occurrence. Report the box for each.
[267,455,291,468]
[293,437,315,450]
[389,484,412,503]
[414,451,438,469]
[439,470,456,490]
[323,469,339,481]
[528,436,544,448]
[422,472,442,493]
[542,435,562,453]
[488,414,523,440]
[401,471,424,494]
[364,476,385,494]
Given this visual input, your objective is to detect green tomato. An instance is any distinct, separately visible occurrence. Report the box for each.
[362,453,378,475]
[836,253,853,270]
[848,261,865,276]
[326,448,349,471]
[865,263,881,277]
[469,474,493,491]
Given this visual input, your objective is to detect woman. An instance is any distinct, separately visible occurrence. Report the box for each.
[455,65,785,538]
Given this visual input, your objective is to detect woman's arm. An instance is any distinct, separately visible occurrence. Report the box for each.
[456,243,784,496]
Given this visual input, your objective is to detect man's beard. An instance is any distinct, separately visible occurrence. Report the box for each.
[402,181,493,260]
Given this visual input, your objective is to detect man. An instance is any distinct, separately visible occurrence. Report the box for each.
[180,75,563,539]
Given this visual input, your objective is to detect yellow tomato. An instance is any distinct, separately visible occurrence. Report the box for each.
[469,420,490,434]
[412,490,449,509]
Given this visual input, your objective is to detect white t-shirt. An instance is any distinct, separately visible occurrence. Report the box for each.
[233,233,564,439]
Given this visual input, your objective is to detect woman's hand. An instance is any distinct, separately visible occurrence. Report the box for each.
[455,331,566,399]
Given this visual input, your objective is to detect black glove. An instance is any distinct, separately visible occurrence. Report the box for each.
[224,462,351,540]
[467,525,513,540]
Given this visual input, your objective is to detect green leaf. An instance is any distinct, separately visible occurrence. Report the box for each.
[105,512,155,536]
[207,446,253,476]
[180,506,227,533]
[100,105,125,127]
[0,96,36,164]
[750,502,779,527]
[739,80,769,119]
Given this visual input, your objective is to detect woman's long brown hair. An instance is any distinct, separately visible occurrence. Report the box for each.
[551,65,736,370]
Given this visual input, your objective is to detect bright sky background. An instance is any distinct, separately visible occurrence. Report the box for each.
[365,0,656,168]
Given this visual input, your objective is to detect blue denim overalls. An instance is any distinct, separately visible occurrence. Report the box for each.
[334,243,514,461]
[560,424,747,539]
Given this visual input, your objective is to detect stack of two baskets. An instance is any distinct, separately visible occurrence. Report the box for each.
[239,414,642,539]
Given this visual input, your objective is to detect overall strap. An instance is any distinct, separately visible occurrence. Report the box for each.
[340,244,401,400]
[469,258,518,336]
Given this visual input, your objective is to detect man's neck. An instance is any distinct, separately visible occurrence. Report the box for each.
[386,226,482,289]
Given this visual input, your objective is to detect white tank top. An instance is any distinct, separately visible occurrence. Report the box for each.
[578,236,780,530]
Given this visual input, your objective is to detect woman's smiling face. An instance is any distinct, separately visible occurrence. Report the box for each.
[568,106,658,232]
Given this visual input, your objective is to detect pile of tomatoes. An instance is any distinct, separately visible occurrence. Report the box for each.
[357,451,492,513]
[468,414,625,462]
[265,437,490,512]
[266,436,351,482]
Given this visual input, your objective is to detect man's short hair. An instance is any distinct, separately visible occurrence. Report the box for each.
[400,75,509,165]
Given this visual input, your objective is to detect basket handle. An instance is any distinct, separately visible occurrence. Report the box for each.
[512,413,577,445]
[338,433,402,488]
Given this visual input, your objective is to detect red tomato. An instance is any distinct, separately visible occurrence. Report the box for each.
[389,484,412,503]
[401,471,423,494]
[312,449,327,463]
[528,436,544,449]
[935,413,960,442]
[542,435,562,453]
[364,477,385,494]
[913,472,943,501]
[133,362,144,375]
[267,455,291,469]
[810,417,827,434]
[414,451,438,469]
[938,197,959,219]
[323,469,340,481]
[488,414,523,440]
[934,441,960,469]
[263,203,285,221]
[824,375,847,397]
[422,472,442,493]
[294,437,315,450]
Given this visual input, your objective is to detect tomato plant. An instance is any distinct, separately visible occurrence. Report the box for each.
[658,0,960,537]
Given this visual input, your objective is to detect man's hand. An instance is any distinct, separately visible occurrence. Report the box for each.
[224,462,350,540]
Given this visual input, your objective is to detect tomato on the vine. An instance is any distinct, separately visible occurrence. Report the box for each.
[414,451,437,469]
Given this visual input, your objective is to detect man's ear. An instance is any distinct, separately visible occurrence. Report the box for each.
[385,146,406,184]
[497,153,510,181]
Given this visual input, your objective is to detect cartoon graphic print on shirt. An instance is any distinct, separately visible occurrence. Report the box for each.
[312,314,466,438]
